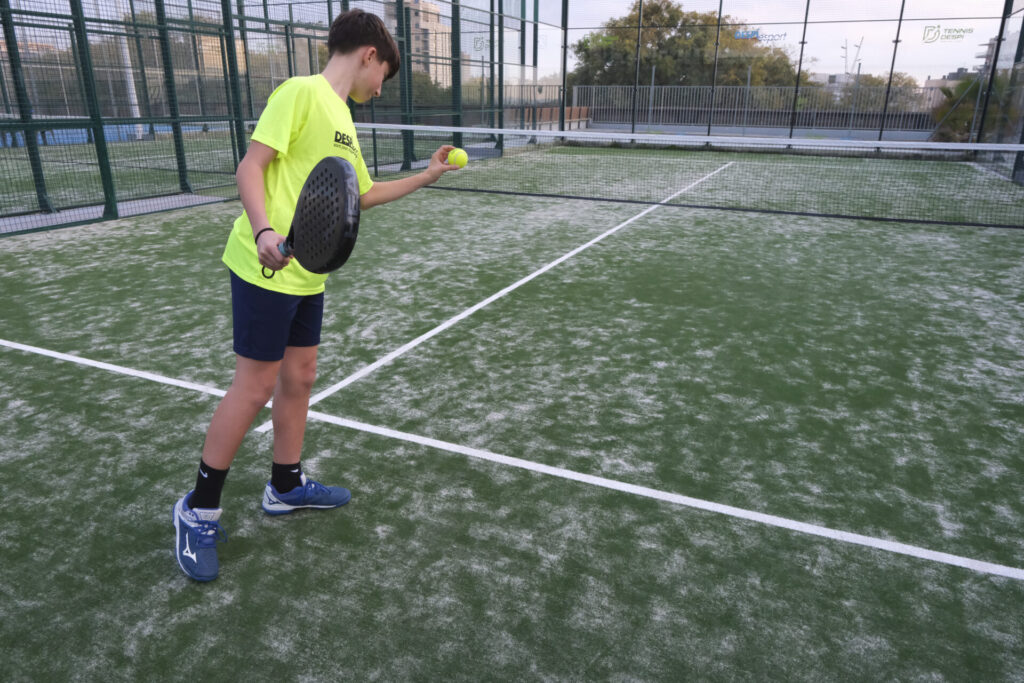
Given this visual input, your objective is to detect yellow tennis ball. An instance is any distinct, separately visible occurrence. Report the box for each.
[447,148,468,168]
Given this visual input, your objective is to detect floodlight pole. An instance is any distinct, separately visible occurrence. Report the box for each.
[975,0,1014,143]
[878,0,906,141]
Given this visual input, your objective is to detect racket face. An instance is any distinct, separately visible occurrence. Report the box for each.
[289,156,361,274]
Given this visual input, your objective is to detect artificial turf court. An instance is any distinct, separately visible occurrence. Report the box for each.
[2,172,1023,678]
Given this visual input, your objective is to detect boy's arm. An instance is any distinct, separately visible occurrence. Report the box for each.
[237,140,291,271]
[360,145,459,210]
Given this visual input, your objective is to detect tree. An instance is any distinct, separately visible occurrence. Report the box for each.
[932,73,1020,142]
[836,72,923,112]
[567,0,804,89]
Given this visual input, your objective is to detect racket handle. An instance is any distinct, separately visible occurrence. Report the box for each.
[277,241,293,257]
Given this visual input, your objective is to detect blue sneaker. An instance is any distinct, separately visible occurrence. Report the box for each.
[261,474,351,516]
[172,492,227,582]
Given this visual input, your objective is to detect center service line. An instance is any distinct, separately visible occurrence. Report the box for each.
[255,163,735,434]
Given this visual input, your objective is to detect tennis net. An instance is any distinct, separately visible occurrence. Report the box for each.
[355,123,1024,230]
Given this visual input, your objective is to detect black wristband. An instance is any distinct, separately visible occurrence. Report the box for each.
[254,227,275,244]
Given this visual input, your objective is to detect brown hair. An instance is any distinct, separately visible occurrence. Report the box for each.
[327,9,400,81]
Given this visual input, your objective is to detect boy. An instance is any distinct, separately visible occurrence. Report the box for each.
[173,9,459,582]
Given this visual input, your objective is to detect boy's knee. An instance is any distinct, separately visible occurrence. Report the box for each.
[231,374,277,405]
[282,362,317,395]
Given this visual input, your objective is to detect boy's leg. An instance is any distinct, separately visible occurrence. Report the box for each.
[189,354,282,509]
[270,344,318,468]
[174,355,280,581]
[262,344,351,515]
[202,355,282,470]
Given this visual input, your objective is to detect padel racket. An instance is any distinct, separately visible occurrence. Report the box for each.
[262,156,360,279]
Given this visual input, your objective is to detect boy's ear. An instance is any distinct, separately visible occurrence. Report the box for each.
[362,46,378,66]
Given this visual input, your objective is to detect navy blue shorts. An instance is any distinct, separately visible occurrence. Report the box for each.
[230,271,324,361]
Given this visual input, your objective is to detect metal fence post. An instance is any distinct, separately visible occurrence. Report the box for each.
[154,0,193,193]
[451,0,463,145]
[497,0,504,137]
[235,0,255,119]
[221,0,247,164]
[186,0,206,116]
[976,0,1014,143]
[1010,13,1024,182]
[707,0,722,135]
[559,0,567,131]
[395,0,414,169]
[630,1,643,134]
[285,6,294,77]
[1,0,55,212]
[878,0,907,141]
[127,0,156,137]
[788,0,811,138]
[70,0,118,217]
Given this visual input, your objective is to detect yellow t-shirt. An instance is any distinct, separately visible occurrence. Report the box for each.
[222,74,373,295]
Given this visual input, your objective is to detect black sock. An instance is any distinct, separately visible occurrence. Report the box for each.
[271,462,303,494]
[189,461,229,509]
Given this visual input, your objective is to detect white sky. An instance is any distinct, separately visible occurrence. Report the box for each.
[530,0,1023,83]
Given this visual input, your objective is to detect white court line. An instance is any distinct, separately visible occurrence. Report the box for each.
[3,337,1023,581]
[0,339,226,398]
[254,162,735,435]
[308,411,1024,582]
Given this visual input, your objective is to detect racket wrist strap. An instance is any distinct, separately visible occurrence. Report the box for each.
[254,227,275,244]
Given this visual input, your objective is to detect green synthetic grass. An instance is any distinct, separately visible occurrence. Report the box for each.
[1,188,1023,680]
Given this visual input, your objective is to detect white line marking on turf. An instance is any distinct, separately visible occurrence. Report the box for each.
[3,337,1023,581]
[254,163,735,434]
[0,339,227,398]
[308,410,1024,582]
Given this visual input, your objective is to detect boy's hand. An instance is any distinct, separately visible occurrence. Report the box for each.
[256,229,292,272]
[424,145,461,183]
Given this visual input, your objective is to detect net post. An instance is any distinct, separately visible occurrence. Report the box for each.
[155,0,193,193]
[0,0,55,214]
